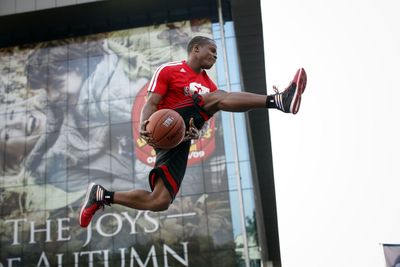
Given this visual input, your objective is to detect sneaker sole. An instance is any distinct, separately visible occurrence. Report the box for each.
[79,182,96,227]
[290,68,307,114]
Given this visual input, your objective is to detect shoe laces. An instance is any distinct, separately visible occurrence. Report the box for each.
[100,201,111,211]
[92,200,109,213]
[273,85,280,94]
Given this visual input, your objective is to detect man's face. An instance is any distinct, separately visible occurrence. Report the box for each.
[0,103,47,159]
[196,41,218,69]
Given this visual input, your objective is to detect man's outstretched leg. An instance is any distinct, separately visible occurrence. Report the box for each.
[202,68,307,115]
[78,178,171,228]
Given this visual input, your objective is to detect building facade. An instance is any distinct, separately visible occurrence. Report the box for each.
[0,1,279,266]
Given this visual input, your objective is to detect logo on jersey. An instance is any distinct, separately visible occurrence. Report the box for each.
[183,82,210,96]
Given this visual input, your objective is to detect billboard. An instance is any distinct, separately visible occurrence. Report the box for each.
[0,19,236,267]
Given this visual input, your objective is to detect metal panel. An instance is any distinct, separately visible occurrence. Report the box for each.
[16,0,35,13]
[36,0,56,10]
[0,0,15,16]
[56,0,77,7]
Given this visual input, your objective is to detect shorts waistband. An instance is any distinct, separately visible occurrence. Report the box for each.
[192,93,212,120]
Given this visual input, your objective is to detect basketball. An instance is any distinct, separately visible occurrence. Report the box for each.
[146,109,186,149]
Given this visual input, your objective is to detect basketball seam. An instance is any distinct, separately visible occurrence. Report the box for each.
[165,118,185,142]
[150,109,166,143]
[156,114,184,148]
[152,110,184,148]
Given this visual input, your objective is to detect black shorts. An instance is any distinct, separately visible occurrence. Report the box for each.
[148,93,212,201]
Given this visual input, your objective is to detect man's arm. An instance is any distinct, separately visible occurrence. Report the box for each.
[139,92,163,145]
[140,92,163,123]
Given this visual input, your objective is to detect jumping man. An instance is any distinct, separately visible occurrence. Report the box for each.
[78,36,307,228]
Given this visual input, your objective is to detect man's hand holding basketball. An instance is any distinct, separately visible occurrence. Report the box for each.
[140,120,156,147]
[183,118,200,141]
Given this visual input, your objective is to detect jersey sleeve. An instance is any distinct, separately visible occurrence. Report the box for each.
[147,64,170,96]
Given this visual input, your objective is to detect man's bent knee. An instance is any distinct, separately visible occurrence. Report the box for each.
[149,176,172,211]
[202,90,228,115]
[150,195,171,211]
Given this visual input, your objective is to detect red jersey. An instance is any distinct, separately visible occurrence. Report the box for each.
[147,60,218,110]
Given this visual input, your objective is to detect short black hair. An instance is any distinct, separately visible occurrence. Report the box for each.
[187,36,215,54]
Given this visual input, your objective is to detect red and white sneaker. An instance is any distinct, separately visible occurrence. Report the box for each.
[78,182,108,228]
[273,68,307,114]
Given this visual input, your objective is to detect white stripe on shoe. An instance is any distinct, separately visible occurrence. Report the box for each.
[96,187,104,202]
[100,188,104,201]
[275,94,283,111]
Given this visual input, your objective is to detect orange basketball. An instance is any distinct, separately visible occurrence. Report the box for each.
[146,109,186,149]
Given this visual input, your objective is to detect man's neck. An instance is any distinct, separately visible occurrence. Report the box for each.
[186,59,202,73]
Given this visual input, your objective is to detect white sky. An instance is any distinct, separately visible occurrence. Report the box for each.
[261,0,400,266]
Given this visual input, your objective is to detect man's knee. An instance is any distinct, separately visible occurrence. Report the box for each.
[202,90,228,114]
[151,196,170,211]
[149,176,172,211]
